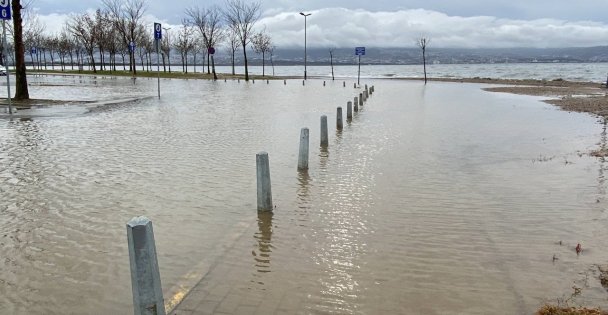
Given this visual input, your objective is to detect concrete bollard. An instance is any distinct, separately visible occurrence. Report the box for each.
[354,97,359,112]
[238,79,240,83]
[320,115,328,147]
[253,79,255,84]
[364,90,368,100]
[303,80,305,86]
[359,93,364,106]
[323,81,326,86]
[267,80,269,84]
[224,79,227,82]
[354,83,357,88]
[343,81,346,87]
[256,152,273,212]
[284,80,286,85]
[298,128,310,171]
[347,101,353,121]
[127,216,166,315]
[337,107,343,130]
[365,84,368,94]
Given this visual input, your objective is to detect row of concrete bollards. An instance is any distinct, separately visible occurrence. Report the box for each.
[124,82,375,315]
[256,83,375,212]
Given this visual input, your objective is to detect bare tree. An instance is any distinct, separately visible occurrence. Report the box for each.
[186,5,224,79]
[329,48,335,80]
[174,22,194,73]
[12,0,29,99]
[225,27,240,75]
[269,45,275,76]
[222,0,260,81]
[103,0,147,75]
[160,28,171,72]
[68,13,98,73]
[251,30,271,77]
[417,37,430,84]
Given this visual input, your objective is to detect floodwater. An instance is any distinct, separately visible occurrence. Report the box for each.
[1,75,607,314]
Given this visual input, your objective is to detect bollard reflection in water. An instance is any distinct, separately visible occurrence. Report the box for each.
[253,211,273,275]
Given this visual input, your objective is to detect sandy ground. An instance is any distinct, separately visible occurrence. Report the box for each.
[476,79,608,118]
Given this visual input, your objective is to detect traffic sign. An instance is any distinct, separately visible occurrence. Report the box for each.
[0,0,11,20]
[355,47,365,56]
[30,47,36,54]
[208,47,215,55]
[154,22,162,40]
[129,41,135,52]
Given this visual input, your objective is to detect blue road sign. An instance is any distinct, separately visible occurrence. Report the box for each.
[30,47,36,54]
[154,22,162,40]
[355,47,365,56]
[0,0,11,20]
[129,42,135,52]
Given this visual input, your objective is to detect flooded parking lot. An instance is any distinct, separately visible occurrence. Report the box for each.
[1,75,607,314]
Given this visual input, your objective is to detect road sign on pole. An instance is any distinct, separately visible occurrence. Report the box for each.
[154,23,161,98]
[208,47,215,55]
[129,42,135,53]
[0,0,11,20]
[355,47,365,85]
[154,22,162,40]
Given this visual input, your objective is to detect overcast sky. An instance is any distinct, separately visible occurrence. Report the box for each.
[30,0,608,48]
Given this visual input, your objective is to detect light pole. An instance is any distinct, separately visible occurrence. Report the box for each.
[162,27,171,73]
[299,12,311,80]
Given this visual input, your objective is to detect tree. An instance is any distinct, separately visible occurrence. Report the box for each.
[12,0,29,100]
[417,37,430,84]
[329,48,335,80]
[68,13,98,73]
[269,45,275,76]
[103,0,147,75]
[251,30,271,77]
[186,5,224,79]
[225,27,240,75]
[160,28,171,73]
[174,22,194,73]
[222,0,260,81]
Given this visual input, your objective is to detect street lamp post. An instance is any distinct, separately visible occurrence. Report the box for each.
[163,27,171,73]
[299,12,311,80]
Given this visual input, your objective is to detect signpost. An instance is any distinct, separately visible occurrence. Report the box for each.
[355,46,365,86]
[154,23,162,98]
[0,0,12,115]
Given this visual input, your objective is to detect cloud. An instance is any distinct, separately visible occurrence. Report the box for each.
[28,7,608,49]
[257,8,608,48]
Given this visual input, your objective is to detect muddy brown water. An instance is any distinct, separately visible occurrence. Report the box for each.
[1,75,607,314]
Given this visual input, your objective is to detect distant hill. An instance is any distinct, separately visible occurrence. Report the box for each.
[214,46,608,66]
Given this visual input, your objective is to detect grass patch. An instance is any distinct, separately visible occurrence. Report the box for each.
[29,69,284,81]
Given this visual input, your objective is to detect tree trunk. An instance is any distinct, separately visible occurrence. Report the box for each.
[12,0,29,100]
[231,50,235,75]
[212,55,217,80]
[43,49,47,69]
[422,47,427,84]
[330,53,334,80]
[89,51,97,73]
[242,43,249,81]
